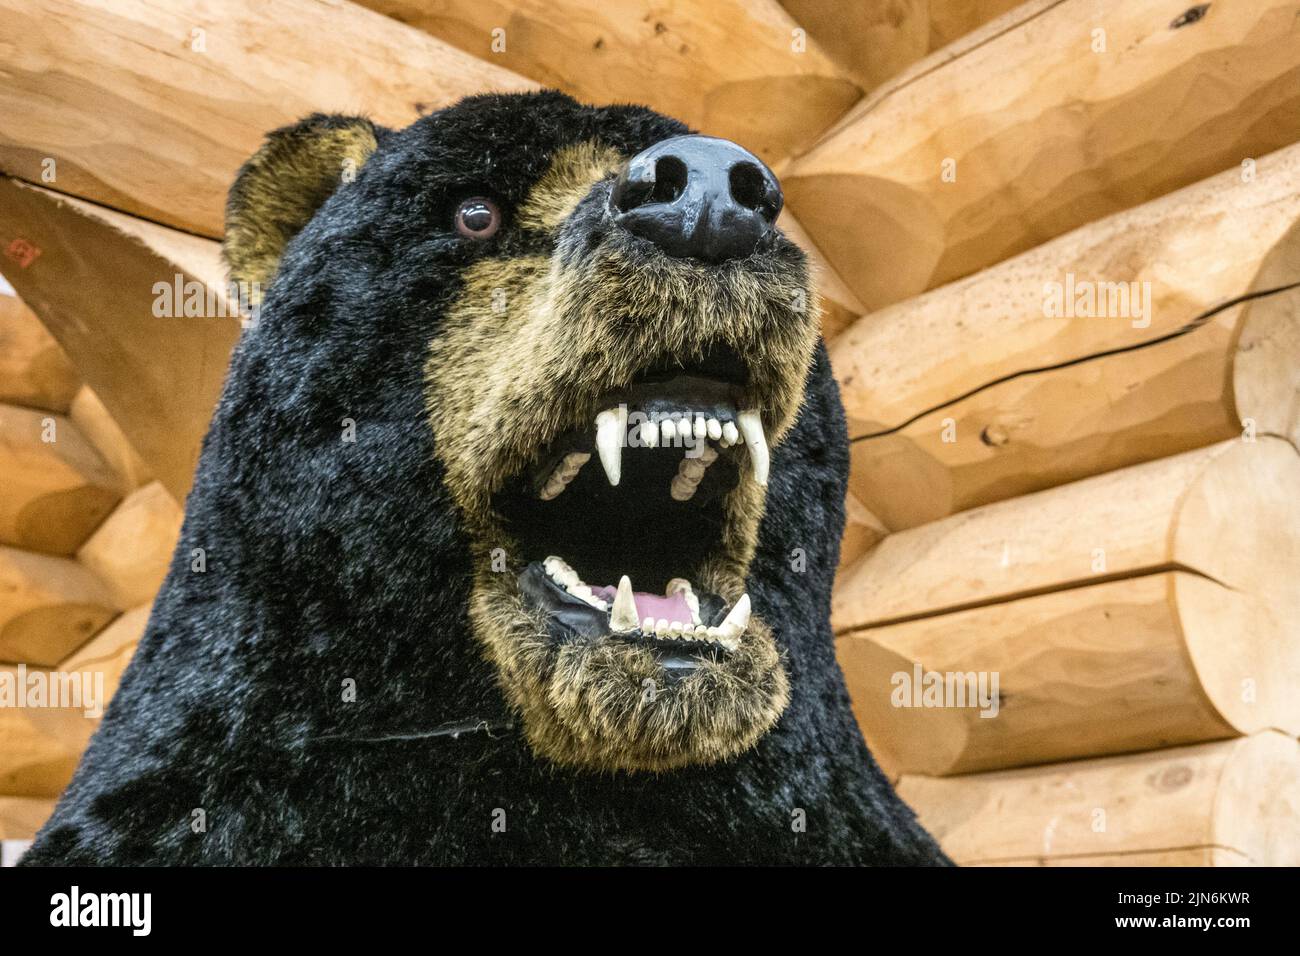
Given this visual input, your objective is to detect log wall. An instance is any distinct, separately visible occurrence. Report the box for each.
[0,0,1296,864]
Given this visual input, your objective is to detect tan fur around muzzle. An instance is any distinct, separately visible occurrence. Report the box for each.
[424,141,818,772]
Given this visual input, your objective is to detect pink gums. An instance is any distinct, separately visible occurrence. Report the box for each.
[590,587,694,624]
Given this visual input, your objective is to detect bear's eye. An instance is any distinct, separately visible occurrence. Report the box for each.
[454,197,501,240]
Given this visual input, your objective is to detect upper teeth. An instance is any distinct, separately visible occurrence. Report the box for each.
[582,405,768,495]
[736,410,768,487]
[595,407,627,487]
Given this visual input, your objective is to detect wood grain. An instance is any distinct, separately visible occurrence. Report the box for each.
[899,733,1300,866]
[358,0,859,165]
[0,546,120,666]
[785,0,1300,311]
[0,179,240,503]
[0,290,78,413]
[0,0,536,237]
[0,404,122,555]
[831,143,1300,530]
[77,482,183,608]
[835,439,1300,775]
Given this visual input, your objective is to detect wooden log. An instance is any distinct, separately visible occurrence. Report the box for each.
[784,0,1300,311]
[0,284,78,413]
[833,142,1300,530]
[77,483,182,609]
[0,179,240,503]
[0,547,120,666]
[68,386,154,493]
[837,491,887,575]
[0,606,148,798]
[0,664,97,797]
[0,403,122,555]
[899,733,1300,866]
[777,0,1023,93]
[357,0,858,165]
[834,438,1300,775]
[62,605,149,703]
[0,796,55,842]
[0,0,536,237]
[777,212,866,340]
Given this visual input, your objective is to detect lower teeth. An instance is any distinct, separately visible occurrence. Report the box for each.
[543,556,749,650]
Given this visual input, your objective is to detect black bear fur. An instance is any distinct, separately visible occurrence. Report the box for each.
[22,92,949,866]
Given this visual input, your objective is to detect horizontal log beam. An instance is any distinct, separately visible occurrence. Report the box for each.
[357,0,858,165]
[777,0,1025,93]
[0,0,536,237]
[0,605,148,799]
[0,546,120,667]
[835,439,1300,775]
[77,483,182,609]
[0,796,55,843]
[785,0,1300,311]
[899,733,1300,866]
[0,403,122,555]
[832,142,1300,530]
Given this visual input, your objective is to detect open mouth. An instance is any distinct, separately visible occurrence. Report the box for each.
[495,346,769,678]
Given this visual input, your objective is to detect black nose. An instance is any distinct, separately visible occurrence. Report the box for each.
[608,135,782,263]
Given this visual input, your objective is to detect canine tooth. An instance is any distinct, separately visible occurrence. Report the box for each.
[694,416,707,439]
[736,410,769,486]
[721,421,739,446]
[609,575,639,633]
[706,418,722,441]
[717,593,751,643]
[655,619,671,637]
[640,420,659,448]
[659,419,675,445]
[595,408,626,487]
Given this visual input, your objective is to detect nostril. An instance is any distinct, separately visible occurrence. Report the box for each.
[611,155,688,214]
[650,155,687,205]
[729,162,776,221]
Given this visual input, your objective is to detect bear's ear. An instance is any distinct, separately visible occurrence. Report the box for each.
[223,114,380,296]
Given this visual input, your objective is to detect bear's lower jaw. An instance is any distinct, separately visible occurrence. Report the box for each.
[470,565,789,773]
[519,557,750,662]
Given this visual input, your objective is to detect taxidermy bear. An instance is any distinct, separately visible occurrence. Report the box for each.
[23,91,949,865]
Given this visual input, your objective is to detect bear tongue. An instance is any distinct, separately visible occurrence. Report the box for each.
[589,587,692,624]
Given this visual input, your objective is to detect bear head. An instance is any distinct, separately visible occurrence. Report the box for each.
[223,91,823,774]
